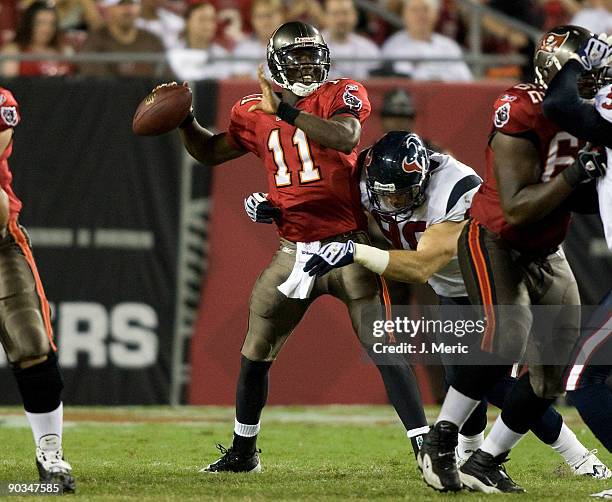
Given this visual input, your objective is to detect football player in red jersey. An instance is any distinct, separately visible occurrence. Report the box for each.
[0,88,74,491]
[418,26,611,493]
[174,22,430,472]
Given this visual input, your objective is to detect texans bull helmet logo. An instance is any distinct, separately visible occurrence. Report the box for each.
[402,136,428,174]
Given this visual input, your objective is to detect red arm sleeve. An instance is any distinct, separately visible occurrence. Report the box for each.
[326,80,371,124]
[227,96,261,156]
[0,88,20,132]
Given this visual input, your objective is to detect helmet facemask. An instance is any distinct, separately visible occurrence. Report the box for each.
[367,183,426,222]
[578,66,612,98]
[269,45,330,97]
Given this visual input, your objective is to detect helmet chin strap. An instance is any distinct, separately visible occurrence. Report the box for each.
[272,68,325,97]
[534,67,547,88]
[289,82,322,97]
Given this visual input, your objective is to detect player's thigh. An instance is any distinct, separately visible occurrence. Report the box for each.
[528,251,581,365]
[0,230,52,364]
[457,220,531,360]
[527,251,580,307]
[243,241,312,362]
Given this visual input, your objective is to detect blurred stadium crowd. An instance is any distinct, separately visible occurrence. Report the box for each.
[1,0,611,81]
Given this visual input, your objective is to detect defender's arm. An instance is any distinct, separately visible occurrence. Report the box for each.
[542,60,612,148]
[304,221,466,281]
[373,221,466,283]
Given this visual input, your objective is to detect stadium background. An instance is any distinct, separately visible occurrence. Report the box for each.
[0,76,609,407]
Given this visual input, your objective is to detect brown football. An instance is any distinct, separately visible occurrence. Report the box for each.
[132,84,192,136]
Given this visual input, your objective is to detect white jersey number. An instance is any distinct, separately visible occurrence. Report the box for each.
[268,128,321,187]
[374,213,427,250]
[542,132,580,182]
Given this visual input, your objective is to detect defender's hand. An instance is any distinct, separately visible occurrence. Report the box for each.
[572,33,612,70]
[563,143,607,187]
[575,144,607,179]
[244,192,281,224]
[304,240,356,277]
[248,65,280,115]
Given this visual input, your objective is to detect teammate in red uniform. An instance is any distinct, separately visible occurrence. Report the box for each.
[418,25,610,493]
[0,87,74,491]
[174,22,430,472]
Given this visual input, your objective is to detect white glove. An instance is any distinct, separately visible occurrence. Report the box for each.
[303,240,356,276]
[572,33,612,71]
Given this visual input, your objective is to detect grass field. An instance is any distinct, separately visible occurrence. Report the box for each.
[0,405,609,501]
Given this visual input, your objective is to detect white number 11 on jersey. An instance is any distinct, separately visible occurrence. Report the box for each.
[268,128,321,187]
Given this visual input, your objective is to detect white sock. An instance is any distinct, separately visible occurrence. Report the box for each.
[458,431,485,459]
[551,423,588,467]
[437,387,481,429]
[234,419,260,437]
[25,402,63,447]
[480,416,524,458]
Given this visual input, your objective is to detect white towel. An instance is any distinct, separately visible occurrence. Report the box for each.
[277,241,321,299]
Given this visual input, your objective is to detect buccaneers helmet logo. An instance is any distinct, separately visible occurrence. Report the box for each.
[401,137,426,174]
[538,32,569,54]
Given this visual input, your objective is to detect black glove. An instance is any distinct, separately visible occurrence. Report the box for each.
[244,192,281,224]
[563,144,607,187]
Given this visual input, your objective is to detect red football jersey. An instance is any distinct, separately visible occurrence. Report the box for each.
[0,87,22,218]
[227,79,370,242]
[470,83,582,251]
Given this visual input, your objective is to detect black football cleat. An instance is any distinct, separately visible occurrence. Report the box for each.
[459,449,525,493]
[36,434,76,494]
[200,444,261,473]
[417,421,462,492]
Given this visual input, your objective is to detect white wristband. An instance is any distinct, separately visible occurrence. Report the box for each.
[354,243,390,275]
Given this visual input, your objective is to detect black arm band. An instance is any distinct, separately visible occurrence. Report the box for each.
[179,111,195,129]
[276,102,301,125]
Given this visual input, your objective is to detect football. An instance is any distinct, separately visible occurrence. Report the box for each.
[132,83,192,136]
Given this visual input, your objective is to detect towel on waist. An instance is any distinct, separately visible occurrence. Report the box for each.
[277,241,321,299]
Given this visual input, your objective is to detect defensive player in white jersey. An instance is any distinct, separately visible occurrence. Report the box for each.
[594,84,612,248]
[247,131,610,479]
[542,47,612,497]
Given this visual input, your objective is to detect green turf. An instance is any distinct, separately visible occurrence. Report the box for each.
[0,406,609,500]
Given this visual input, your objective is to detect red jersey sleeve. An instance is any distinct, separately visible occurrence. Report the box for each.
[227,94,262,155]
[491,86,540,136]
[0,88,20,132]
[325,79,371,124]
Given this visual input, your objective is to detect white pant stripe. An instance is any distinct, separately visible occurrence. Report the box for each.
[566,314,612,391]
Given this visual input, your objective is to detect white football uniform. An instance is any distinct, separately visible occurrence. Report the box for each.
[594,84,612,251]
[360,152,482,298]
